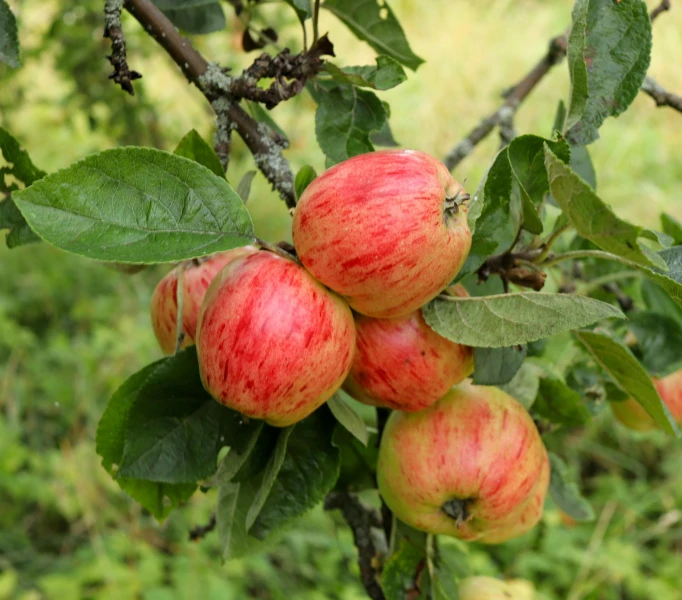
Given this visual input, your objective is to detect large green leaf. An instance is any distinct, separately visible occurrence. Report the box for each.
[382,538,429,600]
[323,0,423,71]
[0,0,20,68]
[422,293,623,348]
[534,376,592,426]
[569,144,597,189]
[574,330,680,436]
[95,359,196,520]
[284,0,311,22]
[310,81,387,164]
[565,0,652,145]
[661,213,682,245]
[174,129,225,178]
[627,312,682,377]
[294,165,317,201]
[327,391,369,446]
[12,147,254,263]
[548,453,595,521]
[640,279,682,328]
[507,135,570,235]
[152,0,226,34]
[473,346,527,386]
[119,348,257,484]
[545,146,665,270]
[499,362,542,409]
[0,127,45,247]
[325,55,407,90]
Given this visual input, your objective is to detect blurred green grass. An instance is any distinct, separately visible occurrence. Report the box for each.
[2,1,682,599]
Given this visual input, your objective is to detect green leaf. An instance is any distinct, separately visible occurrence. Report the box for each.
[327,392,369,446]
[0,0,20,68]
[422,293,624,348]
[565,0,652,145]
[118,347,259,484]
[456,148,517,280]
[565,0,589,132]
[627,311,682,377]
[294,165,317,200]
[545,145,666,270]
[548,453,595,521]
[249,408,341,539]
[370,119,399,147]
[152,0,226,34]
[499,362,541,409]
[382,538,428,600]
[284,0,311,22]
[12,147,255,264]
[323,0,424,71]
[533,376,591,426]
[245,426,294,530]
[95,359,196,520]
[640,279,682,328]
[310,81,387,164]
[661,213,682,245]
[507,135,570,234]
[325,55,407,90]
[174,129,225,178]
[573,330,680,436]
[472,346,527,386]
[0,127,45,247]
[236,170,257,203]
[569,144,597,189]
[333,426,377,492]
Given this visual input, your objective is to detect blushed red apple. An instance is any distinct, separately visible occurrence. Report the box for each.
[377,382,549,543]
[343,284,473,411]
[150,246,257,354]
[611,369,682,431]
[292,150,472,319]
[196,250,356,427]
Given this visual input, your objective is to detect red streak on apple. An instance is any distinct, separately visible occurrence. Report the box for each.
[343,309,473,411]
[150,246,257,354]
[292,149,472,318]
[377,382,549,543]
[196,250,356,427]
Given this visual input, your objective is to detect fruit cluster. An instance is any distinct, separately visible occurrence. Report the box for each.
[150,149,550,544]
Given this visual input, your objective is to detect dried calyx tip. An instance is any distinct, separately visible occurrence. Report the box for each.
[442,498,472,526]
[444,183,470,214]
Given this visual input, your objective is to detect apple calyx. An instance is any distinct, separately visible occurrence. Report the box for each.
[442,497,474,526]
[443,186,470,217]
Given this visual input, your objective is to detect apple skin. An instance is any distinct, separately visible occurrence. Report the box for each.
[459,577,534,600]
[291,149,471,319]
[196,250,356,427]
[611,369,682,431]
[150,246,257,354]
[342,305,473,412]
[377,382,549,543]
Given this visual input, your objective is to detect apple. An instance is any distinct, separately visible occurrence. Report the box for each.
[343,288,473,412]
[150,246,257,354]
[291,149,471,319]
[459,576,534,600]
[196,250,356,427]
[610,369,682,431]
[377,382,549,543]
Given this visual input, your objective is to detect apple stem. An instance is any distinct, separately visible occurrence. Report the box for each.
[441,498,472,526]
[256,238,304,267]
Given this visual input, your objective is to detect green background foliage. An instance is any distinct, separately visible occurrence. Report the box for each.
[2,0,682,599]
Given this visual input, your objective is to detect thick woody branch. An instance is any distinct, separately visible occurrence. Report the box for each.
[444,34,567,170]
[324,492,386,600]
[641,76,682,113]
[188,513,216,541]
[104,0,141,95]
[122,0,296,208]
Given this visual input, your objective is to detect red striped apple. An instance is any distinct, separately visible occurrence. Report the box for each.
[611,369,682,431]
[150,246,257,354]
[292,149,471,319]
[196,250,356,427]
[377,382,549,543]
[343,285,473,411]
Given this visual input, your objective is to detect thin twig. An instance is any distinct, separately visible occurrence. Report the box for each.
[650,0,672,21]
[444,34,568,171]
[122,0,298,208]
[312,0,321,46]
[189,513,217,541]
[104,0,141,95]
[324,492,386,600]
[641,76,682,114]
